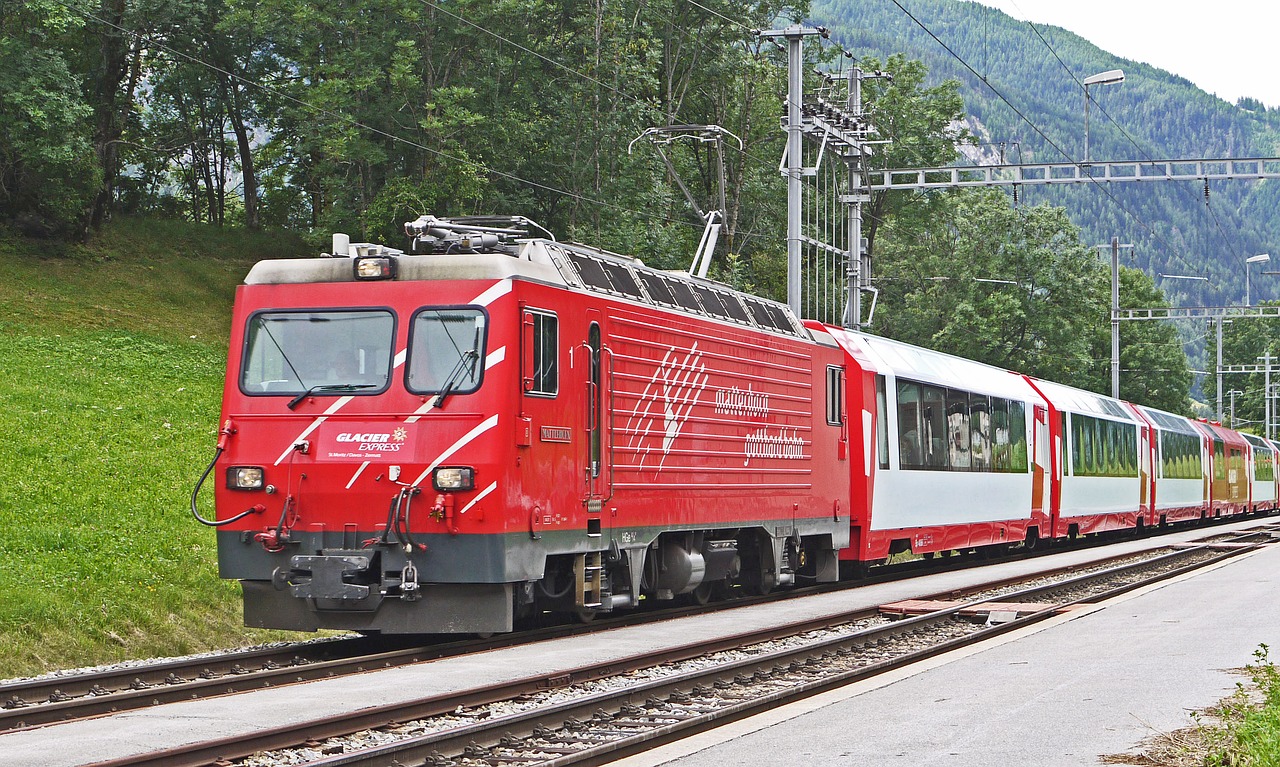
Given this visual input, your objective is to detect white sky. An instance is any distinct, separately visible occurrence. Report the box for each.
[969,0,1280,108]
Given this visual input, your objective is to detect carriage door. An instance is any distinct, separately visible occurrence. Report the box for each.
[1032,405,1049,517]
[1138,425,1152,519]
[583,315,611,510]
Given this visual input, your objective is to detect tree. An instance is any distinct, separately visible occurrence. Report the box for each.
[1207,307,1280,431]
[0,1,99,236]
[1083,267,1193,414]
[856,53,970,258]
[871,188,1191,412]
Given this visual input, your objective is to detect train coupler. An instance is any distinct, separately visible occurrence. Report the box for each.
[400,562,421,602]
[253,525,290,552]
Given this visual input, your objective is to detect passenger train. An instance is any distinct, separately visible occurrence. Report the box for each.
[193,215,1277,634]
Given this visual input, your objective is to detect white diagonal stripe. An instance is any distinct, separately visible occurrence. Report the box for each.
[458,481,498,515]
[412,414,500,486]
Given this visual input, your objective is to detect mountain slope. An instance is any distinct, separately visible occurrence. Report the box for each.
[811,0,1280,309]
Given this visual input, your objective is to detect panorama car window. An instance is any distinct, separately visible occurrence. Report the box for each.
[240,310,394,395]
[407,308,488,394]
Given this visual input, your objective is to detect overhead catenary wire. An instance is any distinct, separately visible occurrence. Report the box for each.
[1008,8,1245,275]
[882,0,1190,271]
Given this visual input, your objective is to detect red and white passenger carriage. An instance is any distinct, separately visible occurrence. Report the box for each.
[197,215,1274,634]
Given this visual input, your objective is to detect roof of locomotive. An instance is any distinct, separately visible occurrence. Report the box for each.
[244,236,811,340]
[244,250,564,286]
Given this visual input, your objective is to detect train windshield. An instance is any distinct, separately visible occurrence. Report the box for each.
[406,308,487,395]
[240,309,395,395]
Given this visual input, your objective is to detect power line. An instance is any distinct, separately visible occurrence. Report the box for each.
[1014,16,1246,273]
[882,0,1188,267]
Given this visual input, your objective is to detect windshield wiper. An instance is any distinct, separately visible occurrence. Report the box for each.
[288,383,378,410]
[432,350,479,409]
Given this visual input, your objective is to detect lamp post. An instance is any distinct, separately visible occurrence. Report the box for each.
[1246,253,1271,305]
[1083,69,1125,164]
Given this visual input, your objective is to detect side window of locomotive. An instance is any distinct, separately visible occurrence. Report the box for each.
[825,366,844,426]
[240,309,394,395]
[522,310,558,397]
[406,308,488,395]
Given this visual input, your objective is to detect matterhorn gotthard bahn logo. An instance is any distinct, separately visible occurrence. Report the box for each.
[321,423,414,461]
[625,342,805,474]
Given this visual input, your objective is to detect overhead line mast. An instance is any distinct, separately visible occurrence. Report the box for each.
[764,30,1280,409]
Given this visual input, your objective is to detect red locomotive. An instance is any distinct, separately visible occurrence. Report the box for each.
[194,215,1277,634]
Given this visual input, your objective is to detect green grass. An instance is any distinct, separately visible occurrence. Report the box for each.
[1207,645,1280,766]
[0,218,312,678]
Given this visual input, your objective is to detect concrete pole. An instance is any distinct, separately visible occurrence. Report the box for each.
[847,65,862,330]
[1216,316,1224,422]
[1084,85,1091,164]
[1263,352,1275,439]
[785,29,803,316]
[1111,236,1120,399]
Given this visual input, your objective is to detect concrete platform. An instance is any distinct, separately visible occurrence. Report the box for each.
[615,529,1280,767]
[0,519,1272,767]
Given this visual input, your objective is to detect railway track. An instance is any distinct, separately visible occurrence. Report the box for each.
[84,524,1277,767]
[7,516,1217,734]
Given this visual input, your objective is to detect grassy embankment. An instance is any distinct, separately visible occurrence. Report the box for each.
[1110,647,1280,765]
[0,218,312,678]
[1208,647,1280,765]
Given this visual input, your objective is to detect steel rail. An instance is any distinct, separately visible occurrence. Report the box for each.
[8,518,1194,732]
[84,529,1272,767]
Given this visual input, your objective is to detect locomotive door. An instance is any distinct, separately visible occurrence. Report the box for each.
[583,313,612,510]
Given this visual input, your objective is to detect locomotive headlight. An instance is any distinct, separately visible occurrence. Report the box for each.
[432,466,475,492]
[353,255,397,280]
[226,466,265,490]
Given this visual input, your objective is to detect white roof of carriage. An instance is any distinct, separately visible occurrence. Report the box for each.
[1029,377,1140,422]
[826,328,1042,402]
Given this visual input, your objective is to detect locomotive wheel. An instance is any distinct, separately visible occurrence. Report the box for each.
[711,580,739,600]
[574,606,598,624]
[686,581,715,606]
[744,570,776,596]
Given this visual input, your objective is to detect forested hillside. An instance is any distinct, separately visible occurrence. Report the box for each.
[6,0,1258,414]
[812,0,1280,309]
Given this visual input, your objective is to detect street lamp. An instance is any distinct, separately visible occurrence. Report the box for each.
[1083,69,1125,164]
[1246,253,1271,305]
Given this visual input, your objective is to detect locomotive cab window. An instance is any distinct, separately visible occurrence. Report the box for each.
[521,309,558,396]
[240,309,394,395]
[406,307,488,395]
